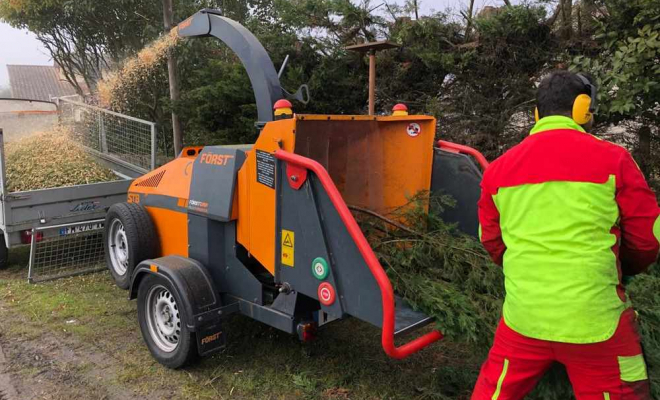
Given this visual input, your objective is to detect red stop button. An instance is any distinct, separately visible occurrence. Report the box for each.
[317,282,336,306]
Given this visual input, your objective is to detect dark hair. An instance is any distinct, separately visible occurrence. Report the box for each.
[536,71,593,119]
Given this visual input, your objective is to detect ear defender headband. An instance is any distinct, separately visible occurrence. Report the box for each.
[535,73,598,124]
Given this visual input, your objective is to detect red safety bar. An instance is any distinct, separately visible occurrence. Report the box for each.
[436,140,490,171]
[274,149,443,359]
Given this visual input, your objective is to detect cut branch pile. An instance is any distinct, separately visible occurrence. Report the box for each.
[5,127,117,192]
[357,194,659,399]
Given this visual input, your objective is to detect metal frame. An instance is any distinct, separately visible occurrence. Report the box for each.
[56,98,158,172]
[274,149,444,359]
[27,218,106,283]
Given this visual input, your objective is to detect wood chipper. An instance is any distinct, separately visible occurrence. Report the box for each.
[104,9,487,368]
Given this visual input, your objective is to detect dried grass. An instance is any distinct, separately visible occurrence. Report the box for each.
[5,126,117,192]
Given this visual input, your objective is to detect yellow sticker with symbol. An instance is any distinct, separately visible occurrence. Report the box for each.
[281,229,295,267]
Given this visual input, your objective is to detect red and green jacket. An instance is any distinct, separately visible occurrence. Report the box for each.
[478,116,660,344]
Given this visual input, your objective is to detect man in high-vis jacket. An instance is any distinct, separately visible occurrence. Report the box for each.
[471,71,660,400]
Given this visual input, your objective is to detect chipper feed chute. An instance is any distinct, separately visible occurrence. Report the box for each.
[104,8,487,368]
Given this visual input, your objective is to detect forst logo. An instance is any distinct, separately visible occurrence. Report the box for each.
[200,153,234,166]
[201,331,222,345]
[70,201,100,212]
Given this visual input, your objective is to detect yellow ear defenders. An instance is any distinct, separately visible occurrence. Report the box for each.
[535,73,598,124]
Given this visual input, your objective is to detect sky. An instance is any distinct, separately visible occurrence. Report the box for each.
[0,0,510,88]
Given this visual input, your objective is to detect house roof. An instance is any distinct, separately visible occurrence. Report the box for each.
[7,65,86,101]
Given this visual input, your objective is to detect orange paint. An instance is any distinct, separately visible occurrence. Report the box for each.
[129,156,193,200]
[237,119,296,274]
[146,207,189,257]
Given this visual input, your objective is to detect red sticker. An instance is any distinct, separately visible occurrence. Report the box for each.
[318,282,336,306]
[407,123,421,137]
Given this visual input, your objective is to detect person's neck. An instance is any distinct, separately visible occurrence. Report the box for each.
[530,115,586,135]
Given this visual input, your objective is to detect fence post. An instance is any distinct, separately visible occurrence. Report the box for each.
[27,228,36,283]
[99,112,108,154]
[150,123,157,170]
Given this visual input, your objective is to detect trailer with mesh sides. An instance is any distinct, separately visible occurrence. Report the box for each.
[0,99,157,282]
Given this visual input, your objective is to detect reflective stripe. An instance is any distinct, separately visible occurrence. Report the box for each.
[492,358,509,400]
[653,215,660,245]
[604,392,611,400]
[618,354,648,382]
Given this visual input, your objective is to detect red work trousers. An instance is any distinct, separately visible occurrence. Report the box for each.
[471,309,651,400]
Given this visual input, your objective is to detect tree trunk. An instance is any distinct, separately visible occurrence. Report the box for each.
[560,0,573,40]
[464,0,476,41]
[636,125,652,179]
[162,0,183,156]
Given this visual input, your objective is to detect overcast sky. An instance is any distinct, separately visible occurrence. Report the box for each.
[0,0,510,88]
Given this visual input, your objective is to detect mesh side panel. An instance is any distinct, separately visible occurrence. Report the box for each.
[57,98,163,170]
[28,220,106,283]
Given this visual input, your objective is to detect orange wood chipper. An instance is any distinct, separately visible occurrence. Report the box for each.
[103,9,488,368]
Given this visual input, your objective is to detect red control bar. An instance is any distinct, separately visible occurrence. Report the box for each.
[275,150,443,359]
[436,140,490,171]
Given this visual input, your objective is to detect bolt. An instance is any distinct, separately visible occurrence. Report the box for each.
[291,175,298,182]
[198,316,203,321]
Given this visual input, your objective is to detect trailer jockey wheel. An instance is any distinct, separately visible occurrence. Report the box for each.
[104,203,158,289]
[0,232,7,270]
[137,274,198,369]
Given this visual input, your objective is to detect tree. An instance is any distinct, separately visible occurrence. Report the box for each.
[0,0,162,94]
[163,0,183,155]
[572,0,660,178]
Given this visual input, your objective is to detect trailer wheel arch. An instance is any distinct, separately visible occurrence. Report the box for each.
[129,256,222,332]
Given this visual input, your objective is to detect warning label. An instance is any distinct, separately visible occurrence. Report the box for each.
[256,150,276,189]
[281,229,295,267]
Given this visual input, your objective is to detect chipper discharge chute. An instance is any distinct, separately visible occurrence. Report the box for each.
[103,9,487,368]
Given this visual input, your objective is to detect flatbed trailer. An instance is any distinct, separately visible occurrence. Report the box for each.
[0,101,157,275]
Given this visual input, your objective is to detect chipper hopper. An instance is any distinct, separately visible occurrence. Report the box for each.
[104,9,488,368]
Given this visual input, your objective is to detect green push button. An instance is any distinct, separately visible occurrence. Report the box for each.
[312,257,329,280]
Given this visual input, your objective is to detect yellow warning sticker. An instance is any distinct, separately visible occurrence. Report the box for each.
[281,229,295,267]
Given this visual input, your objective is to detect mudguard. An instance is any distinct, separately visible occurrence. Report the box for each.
[129,256,222,331]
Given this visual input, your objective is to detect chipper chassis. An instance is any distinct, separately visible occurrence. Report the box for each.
[103,9,487,368]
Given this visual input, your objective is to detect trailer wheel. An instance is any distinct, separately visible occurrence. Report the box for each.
[104,203,157,289]
[137,274,198,369]
[0,233,8,270]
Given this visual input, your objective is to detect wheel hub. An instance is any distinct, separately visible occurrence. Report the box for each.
[108,219,129,276]
[146,285,181,353]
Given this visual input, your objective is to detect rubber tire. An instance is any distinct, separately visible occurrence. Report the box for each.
[0,233,8,270]
[103,203,158,289]
[137,274,198,369]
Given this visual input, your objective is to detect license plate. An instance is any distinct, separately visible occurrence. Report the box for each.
[59,222,103,236]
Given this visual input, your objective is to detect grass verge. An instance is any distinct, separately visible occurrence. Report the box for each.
[0,248,481,400]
